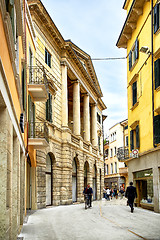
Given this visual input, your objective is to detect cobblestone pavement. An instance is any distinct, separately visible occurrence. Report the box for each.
[18,198,160,240]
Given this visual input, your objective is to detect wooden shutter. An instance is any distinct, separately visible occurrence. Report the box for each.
[129,51,132,71]
[46,97,49,121]
[130,130,134,151]
[135,38,139,60]
[136,125,140,148]
[153,115,160,144]
[154,4,159,33]
[132,81,137,106]
[154,59,160,89]
[46,93,52,122]
[49,93,52,122]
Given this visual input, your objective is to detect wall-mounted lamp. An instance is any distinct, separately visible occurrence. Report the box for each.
[140,46,151,55]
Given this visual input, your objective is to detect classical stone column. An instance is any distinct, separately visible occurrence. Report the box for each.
[91,104,97,146]
[83,93,90,142]
[61,61,68,128]
[73,80,80,135]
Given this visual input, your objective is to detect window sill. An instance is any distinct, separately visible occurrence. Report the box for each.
[155,86,160,92]
[130,101,139,111]
[129,59,138,72]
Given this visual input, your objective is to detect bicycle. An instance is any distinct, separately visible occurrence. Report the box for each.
[84,194,89,209]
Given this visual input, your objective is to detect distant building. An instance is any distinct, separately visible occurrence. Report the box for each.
[104,120,128,190]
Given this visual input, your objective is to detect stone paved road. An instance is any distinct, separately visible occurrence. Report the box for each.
[18,198,160,240]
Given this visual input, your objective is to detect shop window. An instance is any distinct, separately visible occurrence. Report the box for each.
[129,38,139,71]
[45,48,51,68]
[130,125,140,150]
[46,93,52,122]
[153,115,160,144]
[154,59,160,89]
[132,81,137,106]
[134,169,153,205]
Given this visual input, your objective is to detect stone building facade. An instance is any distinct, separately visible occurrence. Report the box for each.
[27,0,106,209]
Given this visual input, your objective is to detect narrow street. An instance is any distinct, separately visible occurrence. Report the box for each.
[18,198,160,240]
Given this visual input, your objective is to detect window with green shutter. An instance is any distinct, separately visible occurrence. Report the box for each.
[154,59,160,89]
[129,51,132,70]
[132,81,137,106]
[153,115,160,144]
[130,130,134,151]
[154,4,159,34]
[45,48,51,68]
[129,38,139,71]
[46,93,52,122]
[136,125,140,149]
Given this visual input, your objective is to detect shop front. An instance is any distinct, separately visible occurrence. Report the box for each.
[134,169,154,211]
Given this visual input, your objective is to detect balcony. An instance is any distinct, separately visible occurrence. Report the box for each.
[117,147,129,161]
[28,122,49,149]
[28,66,48,102]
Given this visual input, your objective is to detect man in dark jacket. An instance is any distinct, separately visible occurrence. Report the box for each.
[83,184,93,207]
[125,182,137,213]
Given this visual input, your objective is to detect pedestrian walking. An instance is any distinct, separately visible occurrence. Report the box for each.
[106,188,110,200]
[114,187,118,199]
[119,186,125,199]
[83,184,93,208]
[125,182,137,213]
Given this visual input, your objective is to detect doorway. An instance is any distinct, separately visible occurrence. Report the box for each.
[72,158,77,202]
[46,154,52,206]
[93,164,97,200]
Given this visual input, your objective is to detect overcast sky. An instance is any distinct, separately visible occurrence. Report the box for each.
[41,0,127,137]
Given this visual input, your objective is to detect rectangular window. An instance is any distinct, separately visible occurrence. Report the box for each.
[45,48,51,68]
[153,115,160,144]
[46,93,52,122]
[110,149,113,158]
[132,81,137,106]
[111,163,113,174]
[154,59,160,89]
[125,136,128,147]
[129,38,139,71]
[97,113,101,124]
[114,147,116,156]
[98,136,101,152]
[115,162,117,173]
[106,164,108,175]
[154,4,160,33]
[130,125,140,150]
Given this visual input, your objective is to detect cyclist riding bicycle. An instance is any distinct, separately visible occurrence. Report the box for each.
[83,184,93,208]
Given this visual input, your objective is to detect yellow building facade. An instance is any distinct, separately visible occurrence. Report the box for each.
[117,0,160,212]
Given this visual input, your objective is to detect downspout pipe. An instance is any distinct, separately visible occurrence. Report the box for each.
[151,0,156,148]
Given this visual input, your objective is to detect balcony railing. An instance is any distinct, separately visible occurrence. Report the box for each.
[117,147,129,161]
[28,121,49,143]
[29,66,48,86]
[28,66,49,102]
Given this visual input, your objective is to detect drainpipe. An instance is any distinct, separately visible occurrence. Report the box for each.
[151,0,156,148]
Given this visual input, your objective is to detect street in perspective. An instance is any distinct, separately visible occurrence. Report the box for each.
[18,198,160,240]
